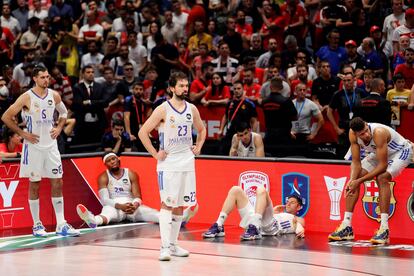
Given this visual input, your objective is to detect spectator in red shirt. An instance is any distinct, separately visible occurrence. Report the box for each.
[0,126,22,159]
[235,9,253,47]
[0,24,15,64]
[281,0,308,46]
[190,62,214,104]
[258,1,286,51]
[290,64,313,98]
[201,72,231,107]
[394,47,414,89]
[243,68,261,103]
[237,56,265,85]
[191,43,213,80]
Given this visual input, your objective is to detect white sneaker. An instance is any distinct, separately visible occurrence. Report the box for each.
[56,222,80,237]
[159,247,171,261]
[32,222,48,238]
[76,204,97,228]
[170,244,189,257]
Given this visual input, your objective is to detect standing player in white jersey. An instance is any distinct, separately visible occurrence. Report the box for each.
[329,117,413,244]
[202,186,305,239]
[138,71,206,261]
[1,65,80,237]
[229,121,265,157]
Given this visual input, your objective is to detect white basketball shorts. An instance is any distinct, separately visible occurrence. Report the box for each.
[157,171,196,207]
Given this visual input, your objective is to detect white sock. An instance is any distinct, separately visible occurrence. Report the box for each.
[95,216,104,226]
[28,199,40,225]
[342,212,353,226]
[250,213,262,229]
[170,214,183,246]
[159,209,172,248]
[51,197,66,226]
[380,213,389,229]
[216,212,227,226]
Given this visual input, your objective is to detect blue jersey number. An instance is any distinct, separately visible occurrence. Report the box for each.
[178,125,188,137]
[41,109,47,119]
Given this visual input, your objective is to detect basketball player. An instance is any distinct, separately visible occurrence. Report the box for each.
[76,153,199,227]
[138,71,206,261]
[229,121,265,157]
[329,117,413,244]
[202,186,305,239]
[1,65,80,237]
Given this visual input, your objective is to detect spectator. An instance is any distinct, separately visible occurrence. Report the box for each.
[190,62,213,104]
[78,11,104,45]
[100,0,118,32]
[191,43,213,80]
[20,17,52,61]
[201,72,230,107]
[12,0,29,32]
[291,83,324,144]
[311,60,341,110]
[98,66,118,109]
[392,8,414,53]
[81,40,104,78]
[28,0,48,23]
[0,77,11,129]
[260,64,291,100]
[344,40,362,71]
[229,121,265,158]
[316,29,347,75]
[171,0,188,31]
[394,47,414,89]
[0,21,15,64]
[256,38,278,69]
[361,69,374,94]
[243,68,261,104]
[150,31,179,83]
[383,0,405,54]
[56,16,79,84]
[262,77,297,152]
[48,0,74,27]
[127,31,147,76]
[72,65,109,144]
[236,56,265,85]
[161,9,183,46]
[280,0,307,46]
[235,9,253,45]
[102,119,132,154]
[218,81,258,155]
[240,33,265,62]
[206,19,222,52]
[211,41,239,84]
[188,20,212,56]
[359,78,391,126]
[287,50,317,82]
[0,126,22,159]
[290,64,313,98]
[386,73,413,126]
[392,35,409,72]
[145,22,160,62]
[110,44,138,79]
[49,65,73,109]
[115,62,140,104]
[222,17,243,58]
[13,50,36,90]
[102,36,119,64]
[1,3,21,39]
[360,37,384,77]
[257,1,285,51]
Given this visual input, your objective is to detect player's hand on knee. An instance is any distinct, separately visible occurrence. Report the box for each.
[345,179,360,197]
[156,150,167,161]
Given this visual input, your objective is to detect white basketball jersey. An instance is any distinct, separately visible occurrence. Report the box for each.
[237,132,259,157]
[22,89,56,149]
[157,100,195,172]
[274,213,296,234]
[106,168,133,202]
[357,123,411,157]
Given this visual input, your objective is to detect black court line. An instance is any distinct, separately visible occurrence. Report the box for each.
[87,243,381,276]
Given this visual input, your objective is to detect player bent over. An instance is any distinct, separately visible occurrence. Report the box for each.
[203,186,305,239]
[329,117,413,244]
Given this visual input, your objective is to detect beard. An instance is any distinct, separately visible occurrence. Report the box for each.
[175,92,186,100]
[109,166,120,173]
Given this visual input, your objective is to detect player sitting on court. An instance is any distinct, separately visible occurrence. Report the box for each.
[202,186,305,240]
[76,153,197,228]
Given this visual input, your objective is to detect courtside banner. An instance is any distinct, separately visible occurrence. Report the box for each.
[2,156,413,240]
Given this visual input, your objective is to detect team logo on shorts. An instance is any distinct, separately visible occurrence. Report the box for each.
[362,180,396,222]
[184,196,190,202]
[48,100,53,105]
[52,169,58,174]
[407,186,414,222]
[282,173,310,217]
[239,171,269,207]
[186,113,192,121]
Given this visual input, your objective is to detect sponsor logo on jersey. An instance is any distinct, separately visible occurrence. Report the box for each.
[239,171,269,207]
[186,113,191,121]
[407,190,414,222]
[282,173,310,217]
[48,100,53,106]
[169,116,175,125]
[362,180,396,222]
[122,179,128,183]
[324,176,347,220]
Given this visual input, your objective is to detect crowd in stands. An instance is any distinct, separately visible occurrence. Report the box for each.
[1,0,414,158]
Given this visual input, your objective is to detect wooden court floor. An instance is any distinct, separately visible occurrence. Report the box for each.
[0,223,413,276]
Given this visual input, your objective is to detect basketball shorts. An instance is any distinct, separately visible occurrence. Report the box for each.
[361,146,413,178]
[100,204,159,223]
[19,143,63,182]
[239,199,275,233]
[157,171,196,207]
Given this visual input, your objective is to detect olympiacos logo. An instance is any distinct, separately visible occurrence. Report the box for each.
[239,171,269,207]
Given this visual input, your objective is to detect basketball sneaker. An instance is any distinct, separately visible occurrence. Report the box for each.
[202,223,225,238]
[159,247,171,261]
[181,203,199,227]
[32,222,48,238]
[56,222,80,237]
[370,228,390,245]
[241,224,262,240]
[170,244,189,257]
[76,204,97,229]
[328,224,354,241]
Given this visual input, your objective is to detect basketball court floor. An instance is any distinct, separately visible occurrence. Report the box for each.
[0,222,413,276]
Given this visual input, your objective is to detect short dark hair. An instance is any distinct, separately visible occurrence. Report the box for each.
[168,71,188,87]
[288,194,303,206]
[81,65,94,74]
[233,80,243,87]
[112,119,124,127]
[201,62,213,72]
[32,65,48,77]
[107,36,118,44]
[132,81,144,88]
[349,117,366,132]
[392,72,405,83]
[235,121,250,133]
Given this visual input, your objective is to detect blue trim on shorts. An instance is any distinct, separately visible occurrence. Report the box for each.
[158,171,164,191]
[23,144,28,165]
[399,148,410,160]
[159,132,164,150]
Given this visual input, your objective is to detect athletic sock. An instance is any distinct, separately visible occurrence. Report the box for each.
[159,209,172,248]
[170,214,183,246]
[28,199,40,225]
[380,213,389,229]
[95,216,104,226]
[250,213,262,229]
[216,212,227,226]
[342,212,353,227]
[51,197,66,226]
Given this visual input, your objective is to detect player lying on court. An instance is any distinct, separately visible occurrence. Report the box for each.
[202,186,305,240]
[77,153,197,228]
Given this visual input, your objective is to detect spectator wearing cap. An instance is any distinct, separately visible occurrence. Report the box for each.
[78,11,104,45]
[1,3,22,39]
[344,40,362,71]
[383,0,405,54]
[394,47,414,89]
[316,29,347,76]
[392,8,414,53]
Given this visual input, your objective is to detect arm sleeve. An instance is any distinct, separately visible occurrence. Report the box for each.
[99,188,116,207]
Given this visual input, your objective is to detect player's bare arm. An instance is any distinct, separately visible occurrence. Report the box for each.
[229,134,239,156]
[138,105,167,160]
[130,170,142,209]
[1,93,39,144]
[254,134,265,157]
[51,91,67,139]
[191,104,206,155]
[98,172,131,213]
